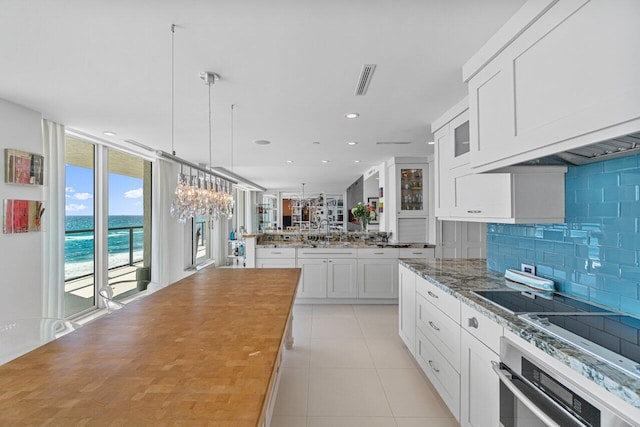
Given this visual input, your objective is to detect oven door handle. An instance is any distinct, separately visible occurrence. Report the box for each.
[492,361,578,427]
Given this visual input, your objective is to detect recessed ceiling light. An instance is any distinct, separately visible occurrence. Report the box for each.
[254,139,271,145]
[344,113,360,119]
[103,131,117,136]
[321,160,330,163]
[354,160,361,163]
[286,160,294,164]
[346,141,358,146]
[427,141,435,145]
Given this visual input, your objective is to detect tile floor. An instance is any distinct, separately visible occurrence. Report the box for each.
[271,304,460,427]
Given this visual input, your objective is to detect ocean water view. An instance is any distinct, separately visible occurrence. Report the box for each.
[65,215,145,280]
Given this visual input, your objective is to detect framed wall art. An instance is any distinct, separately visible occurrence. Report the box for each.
[3,199,44,234]
[4,149,44,185]
[368,197,379,224]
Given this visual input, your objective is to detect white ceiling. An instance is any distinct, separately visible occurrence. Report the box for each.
[0,0,525,194]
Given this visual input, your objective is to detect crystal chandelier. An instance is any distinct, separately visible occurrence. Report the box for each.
[168,26,234,223]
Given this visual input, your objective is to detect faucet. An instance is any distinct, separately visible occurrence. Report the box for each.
[318,219,330,238]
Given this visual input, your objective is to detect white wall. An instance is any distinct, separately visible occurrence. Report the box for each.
[0,99,44,319]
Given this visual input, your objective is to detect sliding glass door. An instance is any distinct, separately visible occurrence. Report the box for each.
[64,137,152,318]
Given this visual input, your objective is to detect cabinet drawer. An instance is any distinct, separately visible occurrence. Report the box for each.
[461,303,503,354]
[296,248,357,259]
[415,329,460,420]
[416,293,460,371]
[415,275,460,322]
[356,248,400,259]
[399,247,435,259]
[256,248,296,259]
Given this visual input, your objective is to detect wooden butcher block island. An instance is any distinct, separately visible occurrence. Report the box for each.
[0,268,301,426]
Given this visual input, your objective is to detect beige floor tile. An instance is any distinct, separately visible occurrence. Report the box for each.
[313,304,356,317]
[311,316,363,339]
[395,417,459,427]
[293,304,314,317]
[274,367,309,416]
[293,315,313,340]
[377,369,453,418]
[353,304,398,318]
[358,316,401,339]
[308,368,392,416]
[309,338,374,369]
[366,338,417,369]
[270,415,308,427]
[282,341,311,368]
[307,416,397,427]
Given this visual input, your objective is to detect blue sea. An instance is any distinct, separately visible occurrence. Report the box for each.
[65,215,145,280]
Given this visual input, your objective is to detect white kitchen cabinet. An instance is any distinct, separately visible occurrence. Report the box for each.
[459,304,503,427]
[432,98,567,223]
[416,328,461,421]
[416,292,461,371]
[296,258,328,298]
[256,258,296,268]
[256,248,296,269]
[398,247,435,259]
[398,265,416,355]
[327,258,357,298]
[460,330,500,427]
[464,0,640,172]
[296,248,358,299]
[451,167,566,223]
[386,157,431,243]
[357,258,398,299]
[395,164,428,217]
[436,221,486,259]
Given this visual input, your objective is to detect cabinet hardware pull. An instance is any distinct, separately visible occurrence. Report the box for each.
[468,317,479,328]
[328,260,332,263]
[428,360,440,373]
[323,260,327,263]
[412,252,423,255]
[467,210,481,213]
[272,252,282,254]
[427,291,438,299]
[428,321,440,331]
[374,252,384,255]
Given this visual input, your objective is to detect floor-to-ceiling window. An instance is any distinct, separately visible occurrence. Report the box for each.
[107,148,152,299]
[64,136,152,318]
[64,138,95,317]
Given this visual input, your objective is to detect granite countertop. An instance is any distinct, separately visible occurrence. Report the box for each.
[256,243,436,249]
[399,258,640,410]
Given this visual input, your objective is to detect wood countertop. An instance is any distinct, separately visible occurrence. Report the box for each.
[0,268,301,426]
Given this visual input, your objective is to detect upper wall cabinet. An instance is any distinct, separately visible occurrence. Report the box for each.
[432,98,566,223]
[463,0,640,172]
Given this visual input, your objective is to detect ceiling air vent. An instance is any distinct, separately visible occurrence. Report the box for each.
[354,64,377,96]
[376,141,412,145]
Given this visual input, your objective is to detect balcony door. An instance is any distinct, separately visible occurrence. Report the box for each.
[64,137,152,318]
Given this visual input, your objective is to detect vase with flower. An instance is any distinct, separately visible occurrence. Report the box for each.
[351,202,376,231]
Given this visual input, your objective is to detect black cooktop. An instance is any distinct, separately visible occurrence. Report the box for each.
[471,289,615,315]
[542,314,640,365]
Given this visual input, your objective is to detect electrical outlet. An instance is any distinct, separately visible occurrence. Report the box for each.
[521,263,536,275]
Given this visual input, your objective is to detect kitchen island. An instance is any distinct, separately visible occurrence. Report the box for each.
[0,268,301,426]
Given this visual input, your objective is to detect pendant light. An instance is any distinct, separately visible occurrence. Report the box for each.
[169,25,234,222]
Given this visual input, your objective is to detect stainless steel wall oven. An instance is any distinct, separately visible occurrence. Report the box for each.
[495,337,631,427]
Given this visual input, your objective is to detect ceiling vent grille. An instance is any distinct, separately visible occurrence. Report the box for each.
[354,64,377,96]
[376,141,412,145]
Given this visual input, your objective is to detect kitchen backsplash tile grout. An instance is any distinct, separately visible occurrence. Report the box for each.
[487,153,640,316]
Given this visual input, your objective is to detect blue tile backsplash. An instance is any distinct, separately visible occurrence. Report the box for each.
[486,154,640,316]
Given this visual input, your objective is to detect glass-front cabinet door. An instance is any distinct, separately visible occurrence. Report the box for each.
[397,163,428,217]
